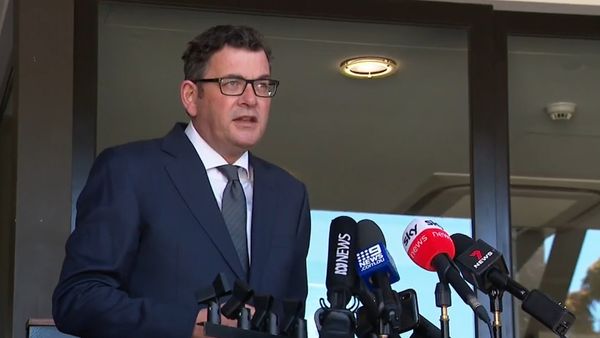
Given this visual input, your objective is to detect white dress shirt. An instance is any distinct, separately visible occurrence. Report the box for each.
[185,122,253,260]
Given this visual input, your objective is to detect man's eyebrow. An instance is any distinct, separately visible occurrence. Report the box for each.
[223,74,272,79]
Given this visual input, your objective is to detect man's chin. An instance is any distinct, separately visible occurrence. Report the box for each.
[233,134,263,149]
[236,142,258,151]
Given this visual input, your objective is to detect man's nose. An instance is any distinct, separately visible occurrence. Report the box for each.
[238,82,257,105]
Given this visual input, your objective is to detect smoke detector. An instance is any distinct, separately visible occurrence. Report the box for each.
[546,102,576,121]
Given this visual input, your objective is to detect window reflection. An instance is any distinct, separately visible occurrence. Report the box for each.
[508,35,600,338]
[564,230,600,334]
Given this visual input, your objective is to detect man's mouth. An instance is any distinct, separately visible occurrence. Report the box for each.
[234,116,257,123]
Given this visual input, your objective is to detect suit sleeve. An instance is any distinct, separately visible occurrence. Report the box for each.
[286,183,311,313]
[52,149,199,338]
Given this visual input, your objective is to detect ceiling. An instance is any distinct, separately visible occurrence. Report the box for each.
[96,2,600,230]
[434,0,600,15]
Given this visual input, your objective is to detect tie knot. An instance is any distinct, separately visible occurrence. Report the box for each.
[218,165,241,181]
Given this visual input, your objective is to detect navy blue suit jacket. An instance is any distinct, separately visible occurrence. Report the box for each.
[53,123,311,338]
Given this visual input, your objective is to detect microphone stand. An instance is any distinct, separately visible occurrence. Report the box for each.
[198,275,289,338]
[317,307,356,338]
[252,295,278,334]
[434,282,451,338]
[373,289,396,338]
[283,300,308,338]
[376,319,392,338]
[489,289,503,338]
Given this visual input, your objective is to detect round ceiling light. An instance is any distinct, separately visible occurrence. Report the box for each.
[339,56,398,79]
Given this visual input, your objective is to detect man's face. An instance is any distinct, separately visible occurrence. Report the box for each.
[190,46,272,162]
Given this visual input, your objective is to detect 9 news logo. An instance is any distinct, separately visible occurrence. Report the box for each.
[357,244,384,271]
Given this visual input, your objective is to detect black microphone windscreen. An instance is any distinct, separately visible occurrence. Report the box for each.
[451,233,476,254]
[325,216,358,303]
[357,219,386,249]
[451,234,511,295]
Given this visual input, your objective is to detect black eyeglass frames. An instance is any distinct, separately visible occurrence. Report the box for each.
[192,77,279,97]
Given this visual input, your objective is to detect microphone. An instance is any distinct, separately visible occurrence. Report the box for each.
[410,315,442,338]
[451,233,575,337]
[281,300,306,338]
[317,216,359,338]
[402,218,492,326]
[195,273,232,325]
[355,219,402,331]
[355,306,377,338]
[354,278,380,326]
[326,216,359,309]
[451,233,520,297]
[221,279,254,329]
[251,294,278,334]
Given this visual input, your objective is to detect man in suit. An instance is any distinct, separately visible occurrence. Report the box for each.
[53,25,311,338]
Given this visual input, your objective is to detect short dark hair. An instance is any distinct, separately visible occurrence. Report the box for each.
[181,25,273,80]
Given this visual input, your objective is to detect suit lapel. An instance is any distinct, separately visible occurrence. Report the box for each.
[248,154,278,286]
[161,124,246,280]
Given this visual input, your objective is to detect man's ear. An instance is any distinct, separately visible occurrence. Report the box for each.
[180,80,202,117]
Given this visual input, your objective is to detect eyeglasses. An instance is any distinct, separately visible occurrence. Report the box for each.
[192,77,279,97]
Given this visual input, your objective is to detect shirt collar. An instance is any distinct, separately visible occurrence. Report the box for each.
[184,122,250,175]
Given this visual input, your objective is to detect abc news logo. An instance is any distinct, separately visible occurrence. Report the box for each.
[357,244,385,272]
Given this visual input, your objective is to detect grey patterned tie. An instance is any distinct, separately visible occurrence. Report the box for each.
[218,165,249,273]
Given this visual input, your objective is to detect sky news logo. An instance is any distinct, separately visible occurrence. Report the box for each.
[357,244,384,271]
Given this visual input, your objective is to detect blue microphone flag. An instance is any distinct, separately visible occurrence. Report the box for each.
[356,242,400,290]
